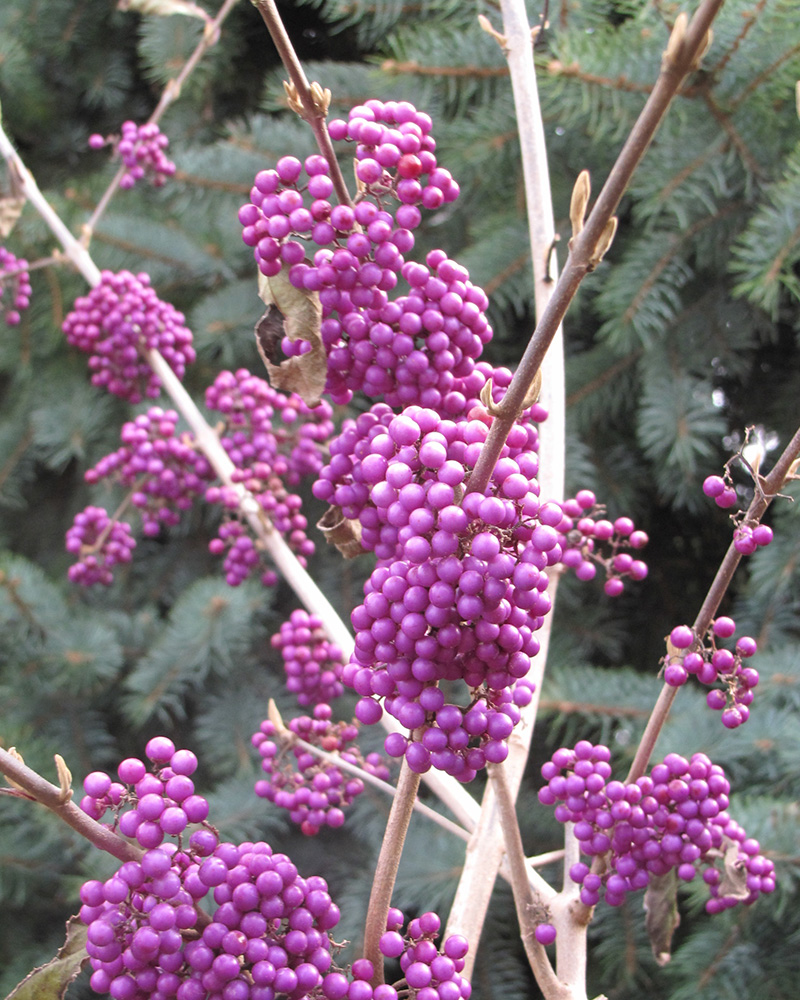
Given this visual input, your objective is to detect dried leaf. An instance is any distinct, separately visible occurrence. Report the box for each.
[5,917,88,1000]
[117,0,210,20]
[643,869,680,966]
[256,268,326,406]
[317,506,366,559]
[0,197,26,239]
[716,836,752,900]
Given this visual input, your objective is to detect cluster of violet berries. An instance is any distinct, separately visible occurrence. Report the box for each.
[539,742,775,915]
[66,505,137,586]
[84,407,214,537]
[80,737,210,846]
[313,397,550,780]
[63,270,196,402]
[80,737,355,1000]
[204,368,334,584]
[666,617,759,728]
[370,908,472,1000]
[0,246,32,326]
[239,101,481,407]
[552,490,649,595]
[89,121,176,189]
[702,475,774,556]
[252,704,390,835]
[271,609,345,707]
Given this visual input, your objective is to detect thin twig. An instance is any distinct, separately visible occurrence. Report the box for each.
[85,0,241,237]
[465,0,725,499]
[0,747,142,864]
[253,0,353,210]
[363,760,421,986]
[285,734,470,842]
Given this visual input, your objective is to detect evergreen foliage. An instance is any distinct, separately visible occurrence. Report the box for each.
[1,0,800,998]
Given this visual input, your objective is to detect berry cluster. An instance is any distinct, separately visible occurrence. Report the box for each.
[313,399,551,779]
[702,474,739,509]
[271,609,346,707]
[318,250,492,410]
[371,908,472,1000]
[204,368,334,584]
[63,270,195,402]
[666,618,759,728]
[66,505,137,586]
[252,704,390,835]
[539,742,775,913]
[0,246,32,326]
[80,737,210,847]
[85,407,214,538]
[89,121,176,189]
[239,101,483,407]
[553,490,649,595]
[80,739,348,1000]
[732,521,773,555]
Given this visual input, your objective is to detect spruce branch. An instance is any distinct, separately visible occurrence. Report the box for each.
[0,747,143,864]
[85,0,240,238]
[252,0,353,211]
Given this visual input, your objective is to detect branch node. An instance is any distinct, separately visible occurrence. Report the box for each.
[55,754,73,804]
[663,12,689,70]
[569,170,591,244]
[588,216,618,270]
[4,747,27,793]
[478,14,507,50]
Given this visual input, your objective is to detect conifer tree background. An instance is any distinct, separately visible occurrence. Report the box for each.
[1,1,799,997]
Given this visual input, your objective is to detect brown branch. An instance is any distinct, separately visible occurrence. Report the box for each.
[621,204,739,329]
[729,39,800,110]
[0,747,143,864]
[363,760,421,987]
[0,426,33,496]
[381,58,509,77]
[625,421,800,786]
[466,0,726,498]
[172,170,251,194]
[764,217,800,286]
[539,698,649,718]
[253,0,353,210]
[545,59,656,95]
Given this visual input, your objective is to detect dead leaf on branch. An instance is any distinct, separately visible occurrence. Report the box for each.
[317,506,366,559]
[717,835,752,900]
[643,869,680,966]
[255,268,327,407]
[5,916,88,1000]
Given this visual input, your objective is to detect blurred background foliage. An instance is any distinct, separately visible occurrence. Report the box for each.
[1,0,799,997]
